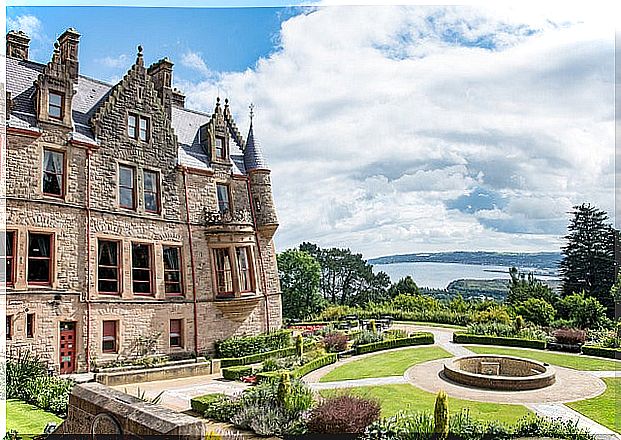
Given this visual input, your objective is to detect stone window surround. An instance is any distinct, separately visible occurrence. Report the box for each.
[93,235,186,300]
[163,245,184,297]
[102,319,119,354]
[116,160,164,218]
[26,312,36,338]
[216,182,232,214]
[6,315,13,340]
[4,226,58,290]
[40,144,68,201]
[210,242,259,300]
[143,168,161,214]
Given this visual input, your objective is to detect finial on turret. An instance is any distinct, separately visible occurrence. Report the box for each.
[249,103,255,122]
[136,45,144,66]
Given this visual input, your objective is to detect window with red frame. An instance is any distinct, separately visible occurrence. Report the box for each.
[169,319,182,347]
[213,248,233,297]
[3,231,15,286]
[163,246,183,295]
[98,240,120,294]
[27,233,53,285]
[102,320,118,353]
[26,313,35,338]
[132,243,153,294]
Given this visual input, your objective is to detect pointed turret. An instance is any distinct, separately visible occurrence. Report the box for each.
[245,104,278,237]
[244,104,268,171]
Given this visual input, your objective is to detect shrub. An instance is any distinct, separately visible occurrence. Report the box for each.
[219,346,298,367]
[221,365,254,381]
[295,334,304,358]
[354,330,383,346]
[277,372,291,406]
[383,329,409,340]
[514,315,525,332]
[391,293,440,312]
[191,393,228,416]
[318,305,356,321]
[557,292,608,329]
[472,307,511,325]
[514,414,596,440]
[323,332,349,353]
[293,354,338,379]
[553,328,586,345]
[364,411,434,439]
[24,376,74,416]
[514,298,556,326]
[261,358,280,372]
[6,350,46,400]
[356,333,434,355]
[308,394,380,434]
[216,330,292,358]
[453,333,546,349]
[465,322,547,341]
[581,345,621,359]
[433,391,449,439]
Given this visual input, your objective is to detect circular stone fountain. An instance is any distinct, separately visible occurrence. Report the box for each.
[443,355,556,391]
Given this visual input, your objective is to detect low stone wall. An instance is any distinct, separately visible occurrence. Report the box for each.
[53,382,205,438]
[96,359,221,386]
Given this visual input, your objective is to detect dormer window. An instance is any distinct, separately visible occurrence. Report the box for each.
[48,91,63,119]
[128,113,149,142]
[215,136,226,159]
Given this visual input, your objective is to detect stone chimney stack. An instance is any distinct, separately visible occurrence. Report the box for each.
[58,28,81,82]
[147,58,176,116]
[6,30,30,60]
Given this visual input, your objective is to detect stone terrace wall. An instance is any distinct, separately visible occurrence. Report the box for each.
[55,382,205,438]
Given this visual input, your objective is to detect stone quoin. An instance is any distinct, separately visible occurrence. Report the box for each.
[4,28,282,373]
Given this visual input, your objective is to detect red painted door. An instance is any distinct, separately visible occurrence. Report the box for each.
[59,322,76,374]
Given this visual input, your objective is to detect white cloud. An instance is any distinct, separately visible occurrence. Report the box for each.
[181,50,215,78]
[97,54,130,68]
[7,14,43,40]
[178,5,614,258]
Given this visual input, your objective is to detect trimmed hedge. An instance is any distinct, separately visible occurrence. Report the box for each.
[221,365,254,381]
[255,354,338,383]
[355,333,434,355]
[581,345,621,360]
[190,393,225,414]
[453,333,546,349]
[220,346,297,368]
[215,329,292,358]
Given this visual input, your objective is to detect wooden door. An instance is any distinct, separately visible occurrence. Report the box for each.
[59,321,76,374]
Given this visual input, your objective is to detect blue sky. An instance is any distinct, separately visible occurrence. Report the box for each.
[6,5,615,257]
[7,6,305,82]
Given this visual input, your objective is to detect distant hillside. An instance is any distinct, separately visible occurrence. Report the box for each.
[369,251,561,273]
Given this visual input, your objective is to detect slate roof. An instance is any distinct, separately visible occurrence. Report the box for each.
[244,121,268,171]
[6,56,257,175]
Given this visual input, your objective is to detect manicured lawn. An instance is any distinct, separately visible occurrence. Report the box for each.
[467,345,621,371]
[321,384,531,424]
[6,399,63,435]
[320,346,452,382]
[567,378,621,433]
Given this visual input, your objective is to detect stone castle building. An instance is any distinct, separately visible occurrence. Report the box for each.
[4,28,282,373]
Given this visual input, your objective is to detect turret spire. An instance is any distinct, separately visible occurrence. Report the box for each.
[244,103,268,171]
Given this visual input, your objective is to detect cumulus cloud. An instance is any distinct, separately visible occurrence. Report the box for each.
[177,5,614,257]
[7,14,44,40]
[181,50,216,79]
[97,54,130,68]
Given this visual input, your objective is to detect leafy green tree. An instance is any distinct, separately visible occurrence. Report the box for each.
[391,293,440,312]
[514,298,556,327]
[560,204,619,316]
[388,276,420,297]
[557,291,608,329]
[507,267,559,306]
[299,242,391,306]
[277,249,324,320]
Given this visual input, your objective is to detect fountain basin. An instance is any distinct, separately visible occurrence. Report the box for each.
[443,355,556,391]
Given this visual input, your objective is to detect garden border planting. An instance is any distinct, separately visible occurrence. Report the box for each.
[190,393,226,414]
[255,354,338,383]
[221,365,254,381]
[581,345,620,360]
[356,333,434,355]
[453,333,546,349]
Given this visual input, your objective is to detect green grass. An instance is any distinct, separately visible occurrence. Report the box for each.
[320,384,530,425]
[320,346,452,382]
[467,345,621,371]
[6,399,63,435]
[567,378,621,433]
